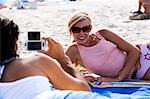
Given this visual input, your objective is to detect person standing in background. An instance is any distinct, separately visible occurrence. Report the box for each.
[129,0,150,20]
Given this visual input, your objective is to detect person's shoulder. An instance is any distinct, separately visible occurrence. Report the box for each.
[96,29,112,38]
[67,42,78,51]
[33,53,60,69]
[26,53,56,65]
[66,43,78,55]
[36,53,55,60]
[98,29,110,34]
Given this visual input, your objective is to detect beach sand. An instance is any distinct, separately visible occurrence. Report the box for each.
[1,0,150,57]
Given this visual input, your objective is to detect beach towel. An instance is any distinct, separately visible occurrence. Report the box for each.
[34,90,109,99]
[91,81,150,99]
[34,81,150,99]
[92,87,150,99]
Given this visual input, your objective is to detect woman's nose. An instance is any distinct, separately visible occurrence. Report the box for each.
[79,30,86,35]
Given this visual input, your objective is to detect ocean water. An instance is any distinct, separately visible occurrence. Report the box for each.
[1,0,150,57]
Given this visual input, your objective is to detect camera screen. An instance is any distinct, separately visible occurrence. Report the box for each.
[27,42,41,50]
[28,32,40,40]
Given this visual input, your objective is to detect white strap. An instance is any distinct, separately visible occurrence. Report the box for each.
[0,65,5,79]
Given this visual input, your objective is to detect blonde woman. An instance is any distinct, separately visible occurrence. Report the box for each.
[66,12,150,82]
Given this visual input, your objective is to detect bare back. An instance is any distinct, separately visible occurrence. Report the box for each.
[1,53,90,91]
[1,54,53,82]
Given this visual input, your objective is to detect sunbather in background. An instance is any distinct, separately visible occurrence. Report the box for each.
[129,0,150,20]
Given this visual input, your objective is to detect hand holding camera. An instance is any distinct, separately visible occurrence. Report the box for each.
[39,37,66,60]
[26,31,66,60]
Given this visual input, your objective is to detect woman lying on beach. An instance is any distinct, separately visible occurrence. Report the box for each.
[129,0,150,20]
[0,16,110,99]
[65,12,150,82]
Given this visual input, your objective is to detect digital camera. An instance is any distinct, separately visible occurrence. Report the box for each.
[26,31,46,50]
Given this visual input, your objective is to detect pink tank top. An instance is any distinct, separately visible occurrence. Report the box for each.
[77,32,126,77]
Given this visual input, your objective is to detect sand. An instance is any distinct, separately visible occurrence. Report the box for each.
[1,0,150,56]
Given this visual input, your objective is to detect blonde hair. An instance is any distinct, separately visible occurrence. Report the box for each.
[67,12,92,43]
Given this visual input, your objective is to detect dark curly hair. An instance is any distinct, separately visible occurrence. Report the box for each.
[0,17,20,65]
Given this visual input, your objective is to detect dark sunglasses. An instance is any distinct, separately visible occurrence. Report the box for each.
[71,25,91,33]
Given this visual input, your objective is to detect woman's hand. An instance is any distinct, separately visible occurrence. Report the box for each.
[84,75,95,82]
[84,73,102,84]
[39,37,65,60]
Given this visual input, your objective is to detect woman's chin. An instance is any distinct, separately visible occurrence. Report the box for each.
[77,38,88,44]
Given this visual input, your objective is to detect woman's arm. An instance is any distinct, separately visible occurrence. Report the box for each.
[39,37,90,91]
[98,29,140,81]
[56,55,87,82]
[39,55,90,91]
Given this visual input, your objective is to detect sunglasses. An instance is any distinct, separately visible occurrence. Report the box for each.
[71,25,91,33]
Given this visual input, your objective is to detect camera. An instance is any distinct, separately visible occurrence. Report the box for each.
[26,31,46,50]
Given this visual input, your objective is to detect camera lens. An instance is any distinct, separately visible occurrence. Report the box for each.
[28,32,40,40]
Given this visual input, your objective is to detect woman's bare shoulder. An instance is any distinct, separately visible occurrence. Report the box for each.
[66,43,78,55]
[98,29,112,34]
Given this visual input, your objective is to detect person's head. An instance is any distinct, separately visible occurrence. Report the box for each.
[0,17,19,65]
[67,12,92,44]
